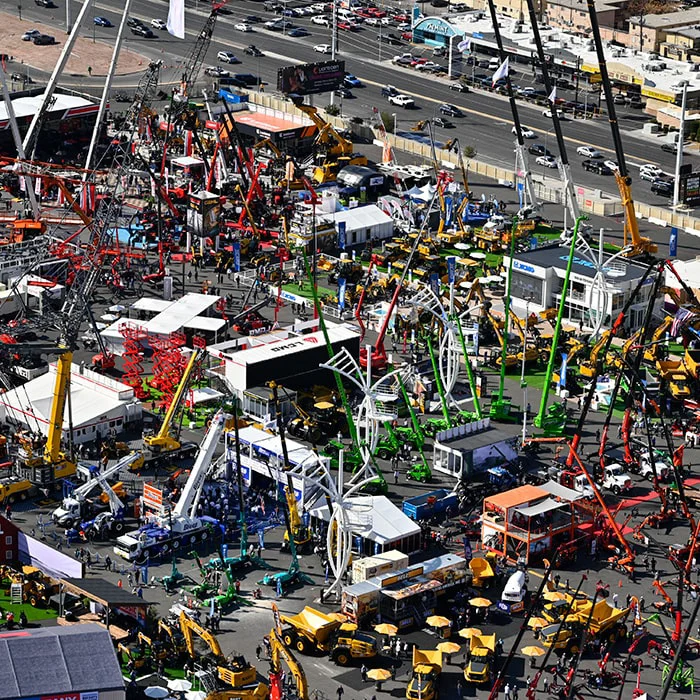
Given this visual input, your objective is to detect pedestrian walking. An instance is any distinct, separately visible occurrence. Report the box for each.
[256,644,262,660]
[457,679,464,697]
[361,664,368,682]
[336,686,344,700]
[394,468,399,484]
[504,682,511,699]
[639,595,645,612]
[543,677,550,694]
[612,593,618,607]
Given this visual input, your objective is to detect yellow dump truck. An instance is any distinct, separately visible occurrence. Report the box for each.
[541,599,629,654]
[406,648,442,700]
[464,633,496,684]
[279,606,377,666]
[469,557,495,588]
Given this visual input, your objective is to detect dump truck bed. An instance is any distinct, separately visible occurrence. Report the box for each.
[282,607,339,643]
[412,648,443,672]
[574,599,628,633]
[469,557,494,585]
[469,634,496,656]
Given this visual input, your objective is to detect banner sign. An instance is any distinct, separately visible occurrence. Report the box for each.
[277,60,346,95]
[233,240,241,272]
[447,256,456,285]
[337,221,346,251]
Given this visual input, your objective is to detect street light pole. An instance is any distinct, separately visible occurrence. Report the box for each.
[392,112,397,134]
[673,80,688,209]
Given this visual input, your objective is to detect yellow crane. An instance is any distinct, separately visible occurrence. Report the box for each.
[290,96,367,183]
[179,611,258,689]
[143,349,203,462]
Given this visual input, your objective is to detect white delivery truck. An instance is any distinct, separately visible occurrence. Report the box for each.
[501,570,527,613]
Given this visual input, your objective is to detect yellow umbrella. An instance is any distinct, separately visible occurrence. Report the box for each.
[367,668,392,681]
[521,646,546,658]
[426,615,451,628]
[458,627,483,639]
[437,641,461,655]
[543,591,567,602]
[527,617,547,630]
[374,623,399,636]
[469,597,492,608]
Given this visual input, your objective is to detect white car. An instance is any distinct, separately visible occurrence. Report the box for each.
[311,15,329,24]
[388,94,415,108]
[392,53,414,65]
[577,145,602,158]
[604,159,619,172]
[314,43,332,53]
[151,18,167,29]
[364,16,379,25]
[542,108,565,118]
[536,155,558,168]
[512,126,536,139]
[234,22,253,32]
[640,163,662,178]
[415,61,438,71]
[22,29,41,41]
[204,66,230,77]
[217,51,241,64]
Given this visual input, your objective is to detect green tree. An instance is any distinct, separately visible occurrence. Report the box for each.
[463,145,477,159]
[325,104,340,116]
[380,111,395,134]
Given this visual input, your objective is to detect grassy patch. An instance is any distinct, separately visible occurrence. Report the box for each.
[0,589,59,622]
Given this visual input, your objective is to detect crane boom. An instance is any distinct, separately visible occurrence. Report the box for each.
[172,410,228,518]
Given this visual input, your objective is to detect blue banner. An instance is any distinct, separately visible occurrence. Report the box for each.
[429,272,440,296]
[560,352,568,388]
[338,277,346,310]
[233,240,241,272]
[517,182,524,208]
[669,227,678,258]
[447,256,456,285]
[337,221,346,251]
[222,543,228,559]
[444,195,453,227]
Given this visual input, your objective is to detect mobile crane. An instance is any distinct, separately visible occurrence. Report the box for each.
[51,451,141,529]
[179,610,260,689]
[114,411,229,561]
[290,96,368,184]
[584,0,657,258]
[142,348,203,467]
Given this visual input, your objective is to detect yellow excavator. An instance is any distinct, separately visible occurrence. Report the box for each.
[290,96,367,183]
[269,607,309,700]
[281,486,312,553]
[158,617,187,658]
[578,329,612,378]
[509,309,540,365]
[143,349,203,467]
[179,611,259,689]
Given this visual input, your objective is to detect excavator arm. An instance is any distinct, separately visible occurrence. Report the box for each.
[179,610,225,660]
[269,629,309,700]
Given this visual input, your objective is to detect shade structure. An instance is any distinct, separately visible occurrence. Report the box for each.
[144,688,170,699]
[458,627,483,639]
[527,617,548,630]
[543,591,568,602]
[374,623,399,636]
[367,668,392,681]
[168,679,193,692]
[185,693,207,700]
[426,615,451,628]
[469,597,492,608]
[521,646,546,657]
[437,641,461,655]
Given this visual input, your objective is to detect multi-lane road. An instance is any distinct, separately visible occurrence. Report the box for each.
[13,0,700,211]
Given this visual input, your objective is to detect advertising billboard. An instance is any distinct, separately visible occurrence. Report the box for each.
[277,59,346,95]
[681,171,700,207]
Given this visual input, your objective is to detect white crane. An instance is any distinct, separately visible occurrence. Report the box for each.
[51,452,141,528]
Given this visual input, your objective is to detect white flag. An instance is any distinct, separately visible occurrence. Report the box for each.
[548,86,557,103]
[491,57,509,86]
[457,36,471,53]
[167,0,185,39]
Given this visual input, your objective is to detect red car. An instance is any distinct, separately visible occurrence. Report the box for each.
[393,13,410,21]
[355,8,372,18]
[368,7,386,17]
[401,31,413,41]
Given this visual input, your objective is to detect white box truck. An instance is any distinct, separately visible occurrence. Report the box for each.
[351,550,409,584]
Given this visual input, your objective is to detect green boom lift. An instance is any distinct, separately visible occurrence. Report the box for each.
[533,216,586,437]
[398,376,432,483]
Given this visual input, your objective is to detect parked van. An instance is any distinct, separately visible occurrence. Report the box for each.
[501,570,527,609]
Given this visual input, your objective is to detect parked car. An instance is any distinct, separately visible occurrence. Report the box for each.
[311,15,329,24]
[432,117,454,128]
[628,95,643,108]
[22,29,41,41]
[512,126,536,138]
[151,19,167,29]
[439,104,463,117]
[10,72,33,83]
[93,17,113,26]
[555,77,574,89]
[392,53,414,65]
[651,179,673,196]
[536,155,558,168]
[388,94,415,108]
[217,51,241,64]
[577,145,602,158]
[131,25,154,37]
[33,33,56,44]
[613,94,626,104]
[582,159,613,175]
[244,45,264,57]
[528,144,552,157]
[204,66,230,77]
[314,44,332,53]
